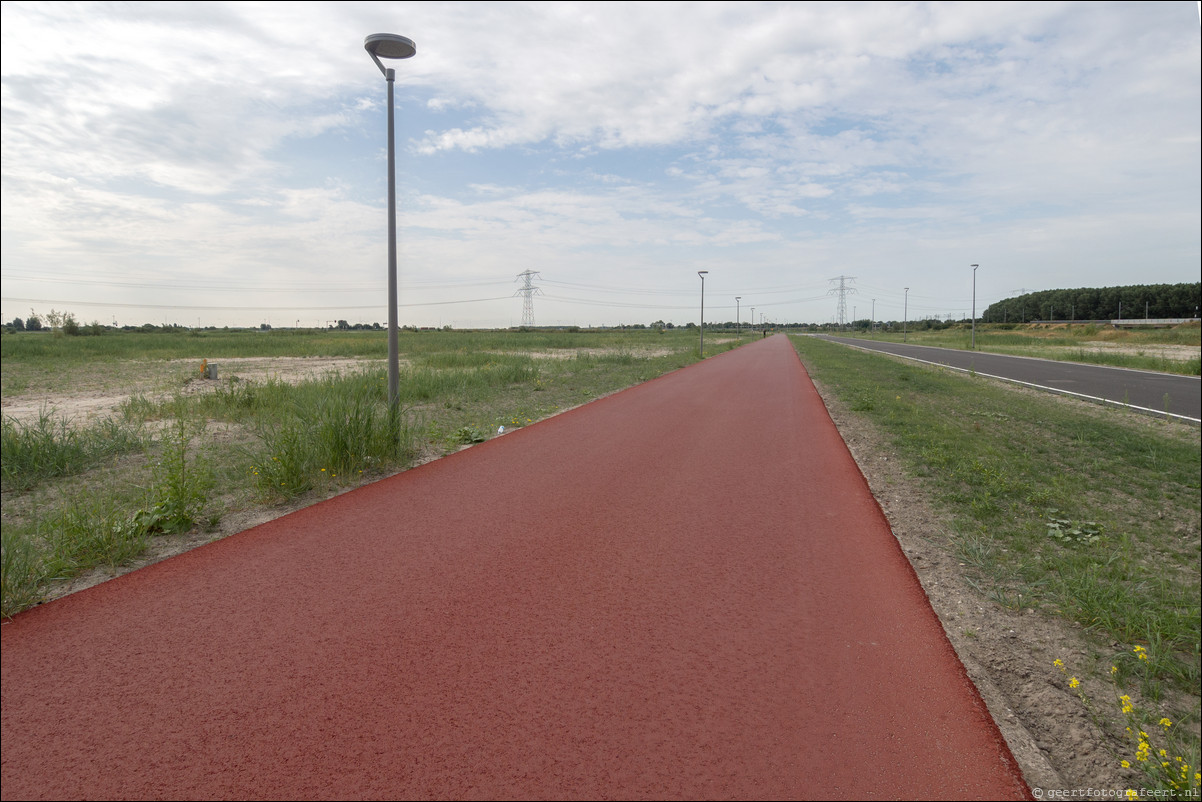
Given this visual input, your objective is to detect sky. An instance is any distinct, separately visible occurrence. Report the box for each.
[2,1,1199,330]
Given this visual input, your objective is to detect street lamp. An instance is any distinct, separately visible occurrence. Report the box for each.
[365,33,417,407]
[735,296,741,339]
[903,287,909,343]
[970,264,979,350]
[698,271,708,356]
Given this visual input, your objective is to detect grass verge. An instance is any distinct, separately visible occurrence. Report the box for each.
[791,334,1200,791]
[839,322,1201,376]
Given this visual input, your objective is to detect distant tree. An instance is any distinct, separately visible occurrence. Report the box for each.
[982,282,1200,323]
[62,313,81,336]
[10,317,24,331]
[26,314,42,331]
[337,320,350,330]
[259,322,272,330]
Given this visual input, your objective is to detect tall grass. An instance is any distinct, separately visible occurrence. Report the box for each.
[251,374,420,499]
[2,525,42,615]
[1,411,146,490]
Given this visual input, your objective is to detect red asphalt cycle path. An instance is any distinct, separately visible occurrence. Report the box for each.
[1,335,1029,800]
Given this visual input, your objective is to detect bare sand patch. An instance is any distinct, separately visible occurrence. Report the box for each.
[1,357,384,426]
[1066,342,1199,362]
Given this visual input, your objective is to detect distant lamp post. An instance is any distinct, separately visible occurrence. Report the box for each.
[970,264,979,350]
[735,296,741,339]
[698,271,709,355]
[365,33,417,407]
[904,287,909,343]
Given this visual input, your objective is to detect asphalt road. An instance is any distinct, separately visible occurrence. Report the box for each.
[1,335,1029,800]
[816,335,1201,422]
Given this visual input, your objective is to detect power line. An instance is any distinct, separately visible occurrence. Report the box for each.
[0,295,511,311]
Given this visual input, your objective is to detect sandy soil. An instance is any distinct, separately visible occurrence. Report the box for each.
[7,353,1169,794]
[1,357,386,425]
[1057,342,1198,362]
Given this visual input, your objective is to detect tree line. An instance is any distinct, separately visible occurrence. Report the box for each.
[982,283,1201,323]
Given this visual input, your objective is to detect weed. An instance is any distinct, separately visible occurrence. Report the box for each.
[1044,510,1104,545]
[136,410,213,535]
[1,525,43,617]
[1,410,145,490]
[250,372,418,500]
[42,498,149,579]
[1054,656,1200,797]
[453,426,488,445]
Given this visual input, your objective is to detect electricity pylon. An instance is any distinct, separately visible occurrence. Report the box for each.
[828,275,857,328]
[515,270,542,327]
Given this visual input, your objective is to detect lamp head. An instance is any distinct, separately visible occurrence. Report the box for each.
[365,33,416,75]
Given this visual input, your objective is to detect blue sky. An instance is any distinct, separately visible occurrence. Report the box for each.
[2,1,1199,329]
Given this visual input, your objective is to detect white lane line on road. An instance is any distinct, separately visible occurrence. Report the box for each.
[821,339,1202,425]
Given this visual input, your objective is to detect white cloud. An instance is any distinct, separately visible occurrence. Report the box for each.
[2,1,1198,327]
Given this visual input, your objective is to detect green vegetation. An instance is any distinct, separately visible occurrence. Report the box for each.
[1,327,739,617]
[1,411,147,491]
[1056,654,1200,797]
[791,334,1200,776]
[841,322,1201,376]
[982,282,1200,324]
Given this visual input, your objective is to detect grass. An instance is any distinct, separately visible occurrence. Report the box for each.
[1,410,147,491]
[839,322,1201,376]
[1,327,740,617]
[791,334,1200,777]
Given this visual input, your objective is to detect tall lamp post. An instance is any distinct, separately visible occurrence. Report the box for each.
[970,264,979,350]
[903,287,909,343]
[698,271,708,355]
[365,33,417,407]
[735,296,741,338]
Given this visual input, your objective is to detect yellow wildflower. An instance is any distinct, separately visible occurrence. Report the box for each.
[1069,677,1080,689]
[1054,659,1064,669]
[1158,718,1172,729]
